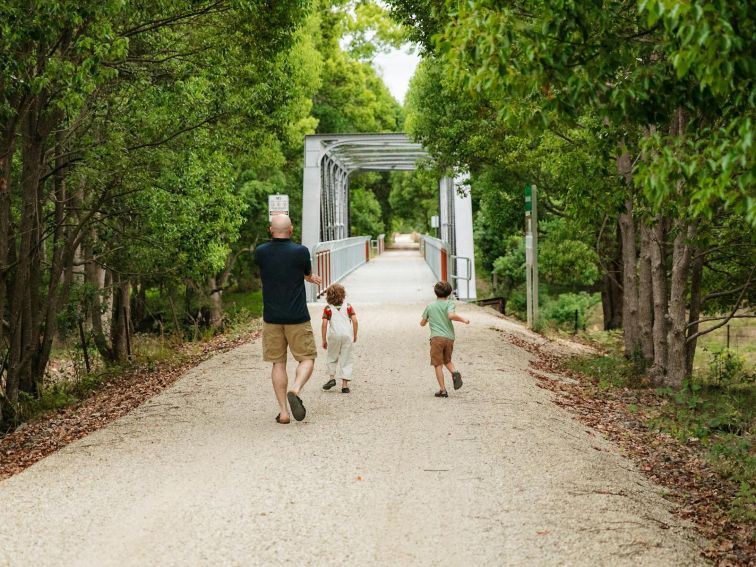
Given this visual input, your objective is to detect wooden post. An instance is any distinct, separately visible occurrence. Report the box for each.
[441,249,448,281]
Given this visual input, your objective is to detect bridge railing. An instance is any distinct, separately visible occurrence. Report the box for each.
[370,233,385,255]
[419,235,449,282]
[311,236,371,298]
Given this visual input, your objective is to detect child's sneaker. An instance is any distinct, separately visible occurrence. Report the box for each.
[322,378,337,390]
[452,371,463,390]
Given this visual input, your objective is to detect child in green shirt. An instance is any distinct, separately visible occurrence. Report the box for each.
[420,281,470,398]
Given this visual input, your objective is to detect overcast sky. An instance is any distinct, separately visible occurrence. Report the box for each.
[372,45,421,105]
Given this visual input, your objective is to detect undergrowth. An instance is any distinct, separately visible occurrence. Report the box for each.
[7,309,261,432]
[565,350,756,523]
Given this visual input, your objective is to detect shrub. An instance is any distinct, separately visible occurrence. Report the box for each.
[541,292,601,330]
[707,349,753,385]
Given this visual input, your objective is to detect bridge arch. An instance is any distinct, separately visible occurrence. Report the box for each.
[302,133,476,300]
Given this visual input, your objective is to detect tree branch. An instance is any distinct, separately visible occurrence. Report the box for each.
[686,267,754,342]
[126,115,221,151]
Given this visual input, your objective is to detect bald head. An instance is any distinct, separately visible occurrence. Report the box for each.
[270,214,293,238]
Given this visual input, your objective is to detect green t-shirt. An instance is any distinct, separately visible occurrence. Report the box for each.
[422,300,456,340]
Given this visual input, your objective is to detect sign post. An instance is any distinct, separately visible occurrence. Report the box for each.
[268,194,289,221]
[525,185,539,328]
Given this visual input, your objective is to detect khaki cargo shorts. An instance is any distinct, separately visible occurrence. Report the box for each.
[429,336,454,366]
[263,321,317,363]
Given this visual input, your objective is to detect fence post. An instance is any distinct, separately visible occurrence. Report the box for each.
[440,249,448,281]
[365,240,370,262]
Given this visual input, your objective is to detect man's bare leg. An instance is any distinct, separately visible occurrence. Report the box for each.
[444,361,457,374]
[272,362,290,421]
[289,358,315,396]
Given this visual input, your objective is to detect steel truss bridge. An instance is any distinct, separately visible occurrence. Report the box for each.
[302,133,476,301]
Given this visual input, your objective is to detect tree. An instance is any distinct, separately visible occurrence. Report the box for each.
[391,0,755,386]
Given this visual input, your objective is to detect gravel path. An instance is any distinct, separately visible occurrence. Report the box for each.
[0,283,705,565]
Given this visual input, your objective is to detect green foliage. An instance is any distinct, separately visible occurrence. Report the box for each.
[349,187,385,237]
[541,293,601,330]
[565,353,644,390]
[491,236,525,298]
[539,219,600,287]
[388,167,437,232]
[706,349,754,386]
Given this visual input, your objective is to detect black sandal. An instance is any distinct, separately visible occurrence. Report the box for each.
[287,391,306,421]
[275,413,290,424]
[435,390,449,398]
[322,378,337,390]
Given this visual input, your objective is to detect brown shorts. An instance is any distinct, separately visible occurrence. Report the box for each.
[263,321,317,363]
[429,337,454,367]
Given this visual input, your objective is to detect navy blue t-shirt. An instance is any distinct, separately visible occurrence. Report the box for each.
[255,238,312,324]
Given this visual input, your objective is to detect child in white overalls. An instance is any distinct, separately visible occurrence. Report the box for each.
[320,283,358,393]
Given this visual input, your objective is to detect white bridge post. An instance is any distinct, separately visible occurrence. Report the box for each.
[453,174,476,300]
[302,136,322,301]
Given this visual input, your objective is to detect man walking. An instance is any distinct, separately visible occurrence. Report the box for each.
[255,215,321,423]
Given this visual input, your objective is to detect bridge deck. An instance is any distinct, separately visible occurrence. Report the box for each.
[320,247,438,304]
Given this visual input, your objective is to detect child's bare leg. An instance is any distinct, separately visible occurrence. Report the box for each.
[341,378,350,389]
[434,365,446,391]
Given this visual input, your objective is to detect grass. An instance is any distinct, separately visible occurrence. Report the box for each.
[223,289,263,318]
[565,352,647,389]
[694,317,756,372]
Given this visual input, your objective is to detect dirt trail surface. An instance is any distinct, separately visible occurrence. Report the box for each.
[0,252,705,566]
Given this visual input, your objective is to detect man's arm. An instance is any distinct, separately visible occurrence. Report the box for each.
[420,318,428,327]
[305,273,322,285]
[302,247,321,285]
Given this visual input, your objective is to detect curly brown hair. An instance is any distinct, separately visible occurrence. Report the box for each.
[325,283,346,305]
[434,281,453,298]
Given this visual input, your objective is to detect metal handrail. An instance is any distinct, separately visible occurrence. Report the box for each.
[311,236,371,297]
[419,234,449,282]
[450,254,472,300]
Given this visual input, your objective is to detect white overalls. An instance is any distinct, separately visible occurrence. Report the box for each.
[326,303,354,380]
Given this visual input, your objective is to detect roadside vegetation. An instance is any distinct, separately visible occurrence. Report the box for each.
[0,0,408,429]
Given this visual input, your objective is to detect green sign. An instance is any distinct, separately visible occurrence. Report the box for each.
[524,185,532,212]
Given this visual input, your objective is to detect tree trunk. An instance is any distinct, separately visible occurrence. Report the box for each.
[110,274,130,362]
[600,223,623,330]
[207,276,223,329]
[638,222,654,363]
[665,222,697,387]
[685,250,704,378]
[0,139,13,347]
[85,237,113,362]
[617,150,640,358]
[8,103,47,398]
[132,280,147,329]
[649,218,669,380]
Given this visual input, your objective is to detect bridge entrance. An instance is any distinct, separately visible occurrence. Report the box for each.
[302,133,476,301]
